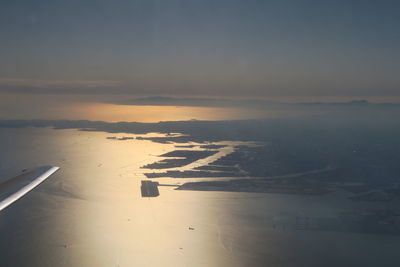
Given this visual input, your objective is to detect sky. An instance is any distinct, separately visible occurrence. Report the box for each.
[0,0,400,120]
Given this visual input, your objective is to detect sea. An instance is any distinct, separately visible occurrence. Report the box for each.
[0,126,399,267]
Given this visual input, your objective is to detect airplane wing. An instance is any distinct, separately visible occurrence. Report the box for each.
[0,166,59,211]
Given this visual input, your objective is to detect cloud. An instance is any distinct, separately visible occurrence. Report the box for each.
[0,78,123,94]
[110,96,241,107]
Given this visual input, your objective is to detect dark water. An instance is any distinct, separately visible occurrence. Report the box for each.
[0,127,399,267]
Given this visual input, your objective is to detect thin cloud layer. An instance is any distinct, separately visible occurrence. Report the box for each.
[0,78,123,94]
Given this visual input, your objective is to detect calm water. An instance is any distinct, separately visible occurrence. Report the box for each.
[0,127,399,267]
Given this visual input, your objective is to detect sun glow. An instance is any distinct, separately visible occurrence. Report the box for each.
[63,102,266,122]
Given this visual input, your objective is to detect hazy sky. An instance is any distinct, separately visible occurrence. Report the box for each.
[1,0,399,101]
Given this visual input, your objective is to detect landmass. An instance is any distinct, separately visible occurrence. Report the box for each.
[142,150,218,169]
[176,177,331,195]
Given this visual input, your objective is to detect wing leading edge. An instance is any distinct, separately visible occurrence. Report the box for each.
[0,166,59,211]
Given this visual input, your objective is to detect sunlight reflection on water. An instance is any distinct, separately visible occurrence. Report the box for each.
[67,103,269,122]
[0,128,399,267]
